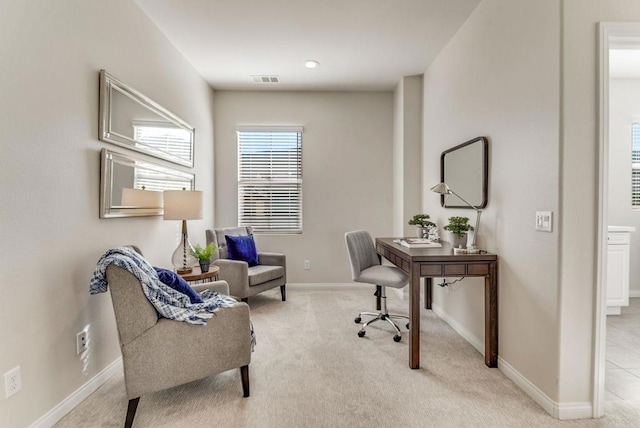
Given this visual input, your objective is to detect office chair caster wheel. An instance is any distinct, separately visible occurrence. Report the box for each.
[358,330,366,337]
[393,335,402,343]
[354,317,361,324]
[406,323,410,329]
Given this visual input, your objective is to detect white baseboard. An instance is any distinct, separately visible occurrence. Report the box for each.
[431,303,593,420]
[630,290,640,298]
[498,357,591,419]
[30,357,123,428]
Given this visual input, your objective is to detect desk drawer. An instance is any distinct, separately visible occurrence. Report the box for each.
[467,263,489,275]
[421,264,443,276]
[444,264,466,275]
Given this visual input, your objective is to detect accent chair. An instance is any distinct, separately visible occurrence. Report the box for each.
[105,249,252,428]
[206,226,287,303]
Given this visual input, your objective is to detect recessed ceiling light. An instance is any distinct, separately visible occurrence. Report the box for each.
[305,60,319,69]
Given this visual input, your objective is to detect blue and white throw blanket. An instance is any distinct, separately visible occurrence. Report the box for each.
[90,247,256,350]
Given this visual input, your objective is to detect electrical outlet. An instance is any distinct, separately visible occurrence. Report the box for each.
[76,329,88,355]
[304,260,310,270]
[4,366,21,398]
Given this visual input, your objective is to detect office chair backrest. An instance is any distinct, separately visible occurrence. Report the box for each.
[345,230,381,281]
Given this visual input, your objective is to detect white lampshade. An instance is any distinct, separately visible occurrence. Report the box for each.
[121,188,163,208]
[163,190,202,220]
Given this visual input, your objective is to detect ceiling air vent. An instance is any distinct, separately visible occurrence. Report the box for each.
[251,75,280,83]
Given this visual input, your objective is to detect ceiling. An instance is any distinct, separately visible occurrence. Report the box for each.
[135,0,481,91]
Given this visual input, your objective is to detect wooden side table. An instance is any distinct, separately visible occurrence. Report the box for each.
[178,265,220,284]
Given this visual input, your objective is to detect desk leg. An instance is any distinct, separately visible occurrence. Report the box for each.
[484,262,498,368]
[409,265,421,369]
[424,278,432,310]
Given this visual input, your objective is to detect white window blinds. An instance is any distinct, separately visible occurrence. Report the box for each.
[237,127,303,233]
[133,121,193,162]
[633,123,640,207]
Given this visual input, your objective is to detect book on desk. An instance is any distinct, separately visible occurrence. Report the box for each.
[395,238,443,248]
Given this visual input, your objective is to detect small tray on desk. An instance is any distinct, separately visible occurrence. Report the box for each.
[395,238,443,249]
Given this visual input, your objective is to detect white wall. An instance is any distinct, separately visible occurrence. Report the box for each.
[0,0,215,426]
[560,0,640,407]
[213,91,394,283]
[393,76,424,238]
[423,0,561,402]
[608,79,640,294]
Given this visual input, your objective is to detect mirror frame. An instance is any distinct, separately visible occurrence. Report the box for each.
[99,148,195,218]
[440,136,489,209]
[99,69,195,167]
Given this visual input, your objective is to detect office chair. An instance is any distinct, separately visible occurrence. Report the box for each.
[345,230,410,342]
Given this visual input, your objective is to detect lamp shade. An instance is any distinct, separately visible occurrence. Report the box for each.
[163,190,202,220]
[430,182,451,195]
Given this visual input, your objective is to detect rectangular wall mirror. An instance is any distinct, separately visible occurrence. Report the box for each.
[440,136,488,209]
[100,149,195,218]
[99,69,195,167]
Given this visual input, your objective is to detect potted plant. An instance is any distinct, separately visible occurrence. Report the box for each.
[191,242,218,273]
[408,214,436,238]
[444,216,474,248]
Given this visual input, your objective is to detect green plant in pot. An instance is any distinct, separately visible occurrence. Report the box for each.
[444,216,474,248]
[191,242,218,273]
[408,214,435,238]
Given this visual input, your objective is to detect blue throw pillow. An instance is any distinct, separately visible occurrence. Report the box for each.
[154,267,204,304]
[225,234,259,267]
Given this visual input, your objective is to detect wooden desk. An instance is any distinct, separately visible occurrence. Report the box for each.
[178,265,220,284]
[375,238,498,369]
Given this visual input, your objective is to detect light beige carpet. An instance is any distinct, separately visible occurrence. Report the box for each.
[56,286,640,427]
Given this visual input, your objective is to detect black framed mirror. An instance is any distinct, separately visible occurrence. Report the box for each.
[440,136,488,209]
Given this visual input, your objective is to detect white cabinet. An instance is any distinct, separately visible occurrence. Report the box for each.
[607,226,635,315]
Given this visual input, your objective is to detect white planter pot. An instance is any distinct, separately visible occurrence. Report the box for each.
[449,232,467,249]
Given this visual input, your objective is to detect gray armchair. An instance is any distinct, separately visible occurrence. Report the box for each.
[206,226,286,303]
[105,260,251,428]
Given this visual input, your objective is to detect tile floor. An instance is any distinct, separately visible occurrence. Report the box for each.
[606,297,640,401]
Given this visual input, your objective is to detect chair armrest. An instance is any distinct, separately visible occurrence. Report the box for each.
[213,259,249,273]
[257,252,286,267]
[213,259,249,298]
[192,280,229,295]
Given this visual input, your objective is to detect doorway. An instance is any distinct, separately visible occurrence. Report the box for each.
[596,22,640,417]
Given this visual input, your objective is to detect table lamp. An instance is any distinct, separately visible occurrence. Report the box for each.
[430,182,482,249]
[163,189,202,274]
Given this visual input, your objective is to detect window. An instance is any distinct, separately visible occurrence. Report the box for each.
[633,123,640,208]
[237,127,303,233]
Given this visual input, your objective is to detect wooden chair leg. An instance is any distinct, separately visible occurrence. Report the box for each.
[240,365,250,397]
[125,397,140,428]
[280,285,286,301]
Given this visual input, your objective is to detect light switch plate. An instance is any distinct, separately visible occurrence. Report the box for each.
[536,211,553,232]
